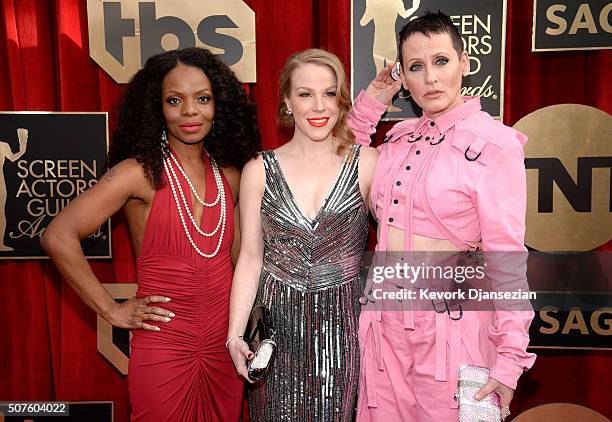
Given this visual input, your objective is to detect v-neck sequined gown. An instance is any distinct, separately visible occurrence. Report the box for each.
[248,146,368,421]
[128,153,243,422]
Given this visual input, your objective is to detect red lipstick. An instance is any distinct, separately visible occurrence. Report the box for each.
[307,117,330,128]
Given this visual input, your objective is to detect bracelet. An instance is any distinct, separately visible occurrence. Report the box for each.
[225,335,243,349]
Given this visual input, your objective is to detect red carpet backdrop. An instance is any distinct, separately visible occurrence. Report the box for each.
[0,0,610,421]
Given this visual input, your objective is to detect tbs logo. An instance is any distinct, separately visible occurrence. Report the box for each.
[87,1,256,83]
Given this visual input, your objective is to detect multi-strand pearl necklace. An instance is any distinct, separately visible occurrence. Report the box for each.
[162,144,226,258]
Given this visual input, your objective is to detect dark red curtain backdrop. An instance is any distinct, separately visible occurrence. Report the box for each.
[0,0,610,421]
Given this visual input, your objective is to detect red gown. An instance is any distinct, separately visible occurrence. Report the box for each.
[128,153,243,421]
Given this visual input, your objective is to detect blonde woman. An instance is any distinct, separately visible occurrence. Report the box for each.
[227,49,378,421]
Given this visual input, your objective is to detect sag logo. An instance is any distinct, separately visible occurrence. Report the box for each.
[514,104,612,251]
[539,307,612,337]
[545,2,612,36]
[86,0,256,83]
[533,0,611,51]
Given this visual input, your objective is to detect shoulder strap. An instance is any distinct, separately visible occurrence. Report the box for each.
[260,151,283,197]
[345,143,361,173]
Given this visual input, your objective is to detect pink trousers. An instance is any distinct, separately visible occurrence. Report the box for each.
[356,309,477,422]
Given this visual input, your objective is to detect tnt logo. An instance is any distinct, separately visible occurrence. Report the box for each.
[87,0,256,83]
[514,104,612,252]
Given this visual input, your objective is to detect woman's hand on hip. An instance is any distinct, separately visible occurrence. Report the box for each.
[106,295,174,331]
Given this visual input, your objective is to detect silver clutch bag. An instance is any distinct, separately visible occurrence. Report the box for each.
[243,304,276,382]
[455,364,501,422]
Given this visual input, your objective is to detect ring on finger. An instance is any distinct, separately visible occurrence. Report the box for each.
[501,406,511,420]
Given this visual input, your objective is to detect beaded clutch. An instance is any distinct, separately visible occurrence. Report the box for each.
[243,305,276,382]
[455,364,501,422]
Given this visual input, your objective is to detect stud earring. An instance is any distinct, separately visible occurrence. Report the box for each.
[161,129,168,143]
[285,108,293,116]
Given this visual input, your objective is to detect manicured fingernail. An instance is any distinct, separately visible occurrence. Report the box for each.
[164,297,171,302]
[155,326,161,331]
[168,312,175,317]
[163,317,171,322]
[474,393,482,400]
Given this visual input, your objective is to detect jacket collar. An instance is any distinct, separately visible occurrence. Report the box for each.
[413,96,482,135]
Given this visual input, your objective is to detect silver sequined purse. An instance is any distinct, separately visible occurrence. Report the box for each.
[243,304,276,382]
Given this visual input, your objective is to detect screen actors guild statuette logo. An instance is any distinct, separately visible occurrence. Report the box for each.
[352,0,507,120]
[0,128,28,251]
[359,0,420,112]
[0,112,110,259]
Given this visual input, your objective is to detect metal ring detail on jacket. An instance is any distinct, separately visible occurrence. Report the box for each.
[448,304,463,320]
[464,146,481,161]
[431,298,463,320]
[430,134,445,145]
[432,298,447,313]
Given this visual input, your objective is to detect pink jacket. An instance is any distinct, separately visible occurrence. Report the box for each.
[349,91,536,399]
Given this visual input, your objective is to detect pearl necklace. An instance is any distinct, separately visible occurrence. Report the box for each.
[165,148,220,207]
[161,145,226,258]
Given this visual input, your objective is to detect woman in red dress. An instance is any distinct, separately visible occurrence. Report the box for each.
[41,48,260,421]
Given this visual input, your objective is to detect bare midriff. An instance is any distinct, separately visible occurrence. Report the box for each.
[380,225,462,252]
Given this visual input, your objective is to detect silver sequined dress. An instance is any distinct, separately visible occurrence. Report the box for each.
[249,145,368,421]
